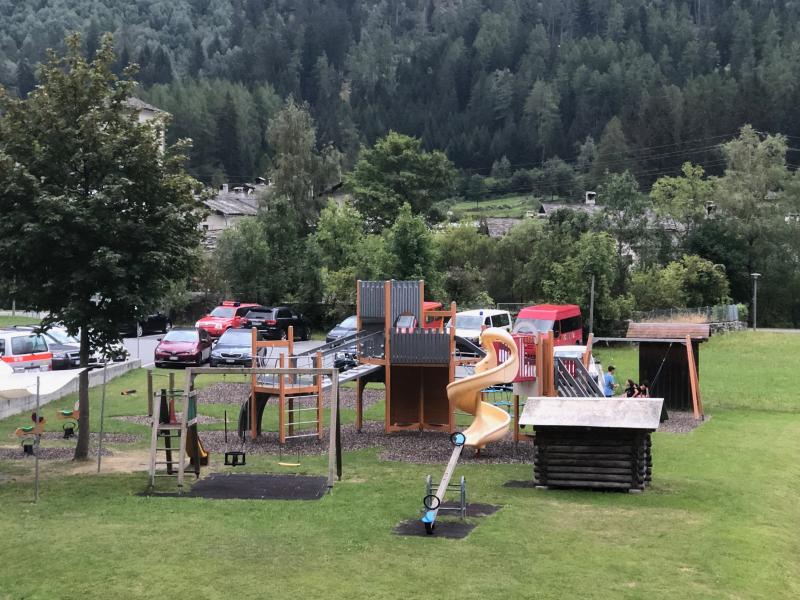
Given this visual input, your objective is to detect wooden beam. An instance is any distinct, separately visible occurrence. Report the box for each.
[582,333,594,369]
[685,335,704,420]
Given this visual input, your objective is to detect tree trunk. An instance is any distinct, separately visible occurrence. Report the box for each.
[73,326,91,460]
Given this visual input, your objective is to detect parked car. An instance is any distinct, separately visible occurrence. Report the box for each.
[154,328,213,368]
[43,327,129,365]
[445,309,512,345]
[326,315,357,343]
[196,301,262,338]
[243,306,310,341]
[119,312,173,337]
[210,328,254,367]
[0,328,52,373]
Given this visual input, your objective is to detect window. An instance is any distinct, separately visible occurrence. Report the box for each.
[558,316,582,334]
[210,307,235,318]
[492,313,510,328]
[163,330,198,343]
[0,339,5,356]
[277,308,292,319]
[236,307,253,317]
[11,334,47,355]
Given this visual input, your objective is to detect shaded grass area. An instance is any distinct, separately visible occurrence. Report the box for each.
[1,331,799,598]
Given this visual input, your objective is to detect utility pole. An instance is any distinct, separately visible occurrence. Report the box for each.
[588,274,595,335]
[750,273,761,331]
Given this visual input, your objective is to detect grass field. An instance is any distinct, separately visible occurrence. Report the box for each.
[0,315,39,328]
[1,331,799,599]
[450,194,539,218]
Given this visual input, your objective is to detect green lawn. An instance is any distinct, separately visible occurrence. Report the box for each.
[0,315,40,328]
[450,194,539,218]
[1,332,799,599]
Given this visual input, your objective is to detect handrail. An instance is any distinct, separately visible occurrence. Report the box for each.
[292,329,384,358]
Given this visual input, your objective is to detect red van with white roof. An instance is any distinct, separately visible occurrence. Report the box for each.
[512,304,583,345]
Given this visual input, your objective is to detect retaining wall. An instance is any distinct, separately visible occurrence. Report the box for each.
[0,359,141,420]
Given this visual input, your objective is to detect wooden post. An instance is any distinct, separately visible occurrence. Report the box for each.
[279,354,286,444]
[582,333,594,369]
[250,327,258,439]
[685,335,704,420]
[316,352,323,439]
[384,280,392,432]
[327,368,340,488]
[448,301,457,432]
[356,377,364,432]
[288,325,294,355]
[513,394,521,442]
[146,369,153,417]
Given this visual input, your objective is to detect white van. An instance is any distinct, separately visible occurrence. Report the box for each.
[446,309,512,345]
[0,329,53,373]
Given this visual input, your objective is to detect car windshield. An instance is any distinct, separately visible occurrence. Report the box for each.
[209,307,235,318]
[448,315,484,330]
[218,329,252,345]
[513,318,555,334]
[46,329,79,345]
[339,316,357,328]
[163,330,198,342]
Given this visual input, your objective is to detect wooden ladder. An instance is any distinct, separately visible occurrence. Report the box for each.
[147,380,200,491]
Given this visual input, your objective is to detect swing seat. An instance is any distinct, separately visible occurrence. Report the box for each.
[224,451,246,466]
[278,461,301,468]
[15,421,45,437]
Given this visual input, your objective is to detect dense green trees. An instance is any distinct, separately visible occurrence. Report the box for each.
[5,1,800,186]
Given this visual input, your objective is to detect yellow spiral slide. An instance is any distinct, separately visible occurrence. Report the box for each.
[449,327,519,448]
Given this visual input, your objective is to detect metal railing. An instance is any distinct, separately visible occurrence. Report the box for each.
[554,356,604,397]
[633,304,740,324]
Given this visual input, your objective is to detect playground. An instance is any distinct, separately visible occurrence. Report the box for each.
[0,320,799,597]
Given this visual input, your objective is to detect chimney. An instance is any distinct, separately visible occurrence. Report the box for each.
[585,191,597,206]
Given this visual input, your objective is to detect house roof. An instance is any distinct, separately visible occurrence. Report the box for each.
[124,97,165,114]
[538,202,603,216]
[203,193,259,216]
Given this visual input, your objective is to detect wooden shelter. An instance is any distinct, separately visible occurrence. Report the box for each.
[624,322,708,417]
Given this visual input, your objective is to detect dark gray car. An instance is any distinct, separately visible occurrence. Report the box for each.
[210,328,254,367]
[325,315,357,344]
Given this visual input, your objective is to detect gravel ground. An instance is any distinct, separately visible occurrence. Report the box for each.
[658,411,711,434]
[113,414,220,426]
[39,432,140,444]
[200,422,534,465]
[197,383,385,411]
[0,446,113,460]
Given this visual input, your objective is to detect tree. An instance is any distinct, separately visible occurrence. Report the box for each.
[268,98,342,229]
[630,256,730,310]
[15,60,35,98]
[524,80,561,161]
[347,131,455,231]
[590,117,635,183]
[650,162,715,250]
[0,34,201,460]
[381,203,439,290]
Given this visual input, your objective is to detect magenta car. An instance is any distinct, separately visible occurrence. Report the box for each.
[154,328,212,368]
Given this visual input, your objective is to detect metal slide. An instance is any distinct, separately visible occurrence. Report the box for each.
[421,328,519,534]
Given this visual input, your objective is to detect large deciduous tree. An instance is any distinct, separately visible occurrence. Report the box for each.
[0,34,201,460]
[347,131,455,232]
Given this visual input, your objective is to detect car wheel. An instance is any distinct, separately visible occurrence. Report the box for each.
[302,327,310,341]
[163,320,172,334]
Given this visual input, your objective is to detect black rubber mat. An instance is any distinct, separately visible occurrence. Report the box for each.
[144,473,329,500]
[393,519,476,539]
[393,503,501,539]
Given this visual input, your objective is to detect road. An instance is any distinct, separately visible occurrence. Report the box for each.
[123,334,324,369]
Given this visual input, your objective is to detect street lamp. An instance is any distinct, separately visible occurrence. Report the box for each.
[750,273,761,331]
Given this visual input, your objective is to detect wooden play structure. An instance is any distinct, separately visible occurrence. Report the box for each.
[356,280,457,432]
[597,322,708,419]
[244,325,325,442]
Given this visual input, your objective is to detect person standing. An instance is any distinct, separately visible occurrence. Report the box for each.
[603,365,618,397]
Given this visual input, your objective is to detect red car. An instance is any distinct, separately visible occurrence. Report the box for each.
[195,301,262,338]
[154,328,213,368]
